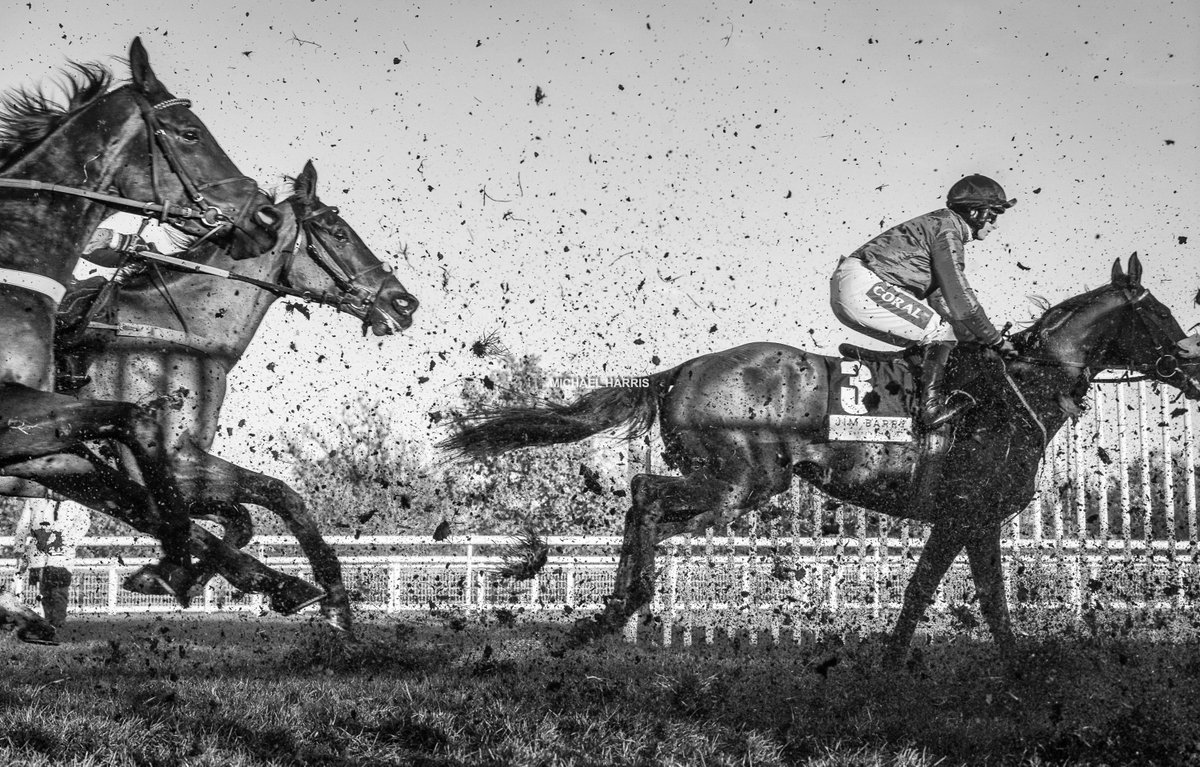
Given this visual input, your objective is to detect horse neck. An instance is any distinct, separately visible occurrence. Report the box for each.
[114,203,302,362]
[1013,293,1127,430]
[1021,292,1125,371]
[0,90,141,280]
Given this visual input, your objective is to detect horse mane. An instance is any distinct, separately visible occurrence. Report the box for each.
[0,62,115,169]
[1016,283,1114,344]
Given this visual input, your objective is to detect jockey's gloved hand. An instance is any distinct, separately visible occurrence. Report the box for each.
[991,338,1019,359]
[82,228,143,256]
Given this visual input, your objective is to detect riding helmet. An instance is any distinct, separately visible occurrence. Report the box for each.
[946,174,1016,211]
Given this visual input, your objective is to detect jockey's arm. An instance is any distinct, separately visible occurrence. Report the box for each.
[929,230,1002,347]
[82,214,181,268]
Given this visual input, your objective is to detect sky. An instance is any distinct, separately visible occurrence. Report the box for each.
[2,0,1197,476]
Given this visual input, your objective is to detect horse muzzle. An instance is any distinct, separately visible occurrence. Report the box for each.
[366,286,418,335]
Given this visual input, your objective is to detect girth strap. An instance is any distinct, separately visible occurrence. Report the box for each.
[0,267,67,305]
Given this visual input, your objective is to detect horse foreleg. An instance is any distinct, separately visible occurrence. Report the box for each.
[886,522,967,667]
[37,465,323,615]
[188,502,254,587]
[176,447,351,634]
[964,523,1016,659]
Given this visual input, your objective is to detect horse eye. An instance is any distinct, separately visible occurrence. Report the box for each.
[333,228,349,242]
[180,129,202,143]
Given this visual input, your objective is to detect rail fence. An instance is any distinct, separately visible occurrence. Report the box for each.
[2,380,1199,644]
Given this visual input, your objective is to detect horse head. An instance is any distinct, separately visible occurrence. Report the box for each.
[76,38,279,254]
[1021,253,1200,400]
[277,160,418,334]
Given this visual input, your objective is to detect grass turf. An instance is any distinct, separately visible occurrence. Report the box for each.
[0,611,1198,765]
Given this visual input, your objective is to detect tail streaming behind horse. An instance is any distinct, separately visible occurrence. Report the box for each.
[440,373,670,459]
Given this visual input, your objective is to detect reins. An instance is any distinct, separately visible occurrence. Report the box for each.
[0,178,223,226]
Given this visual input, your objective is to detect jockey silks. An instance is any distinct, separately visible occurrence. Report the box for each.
[836,208,1002,347]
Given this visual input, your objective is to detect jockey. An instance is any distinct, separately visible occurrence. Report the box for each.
[830,174,1019,429]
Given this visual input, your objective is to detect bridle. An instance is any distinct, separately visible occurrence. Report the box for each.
[133,94,262,240]
[1011,286,1199,389]
[0,90,265,307]
[0,93,257,232]
[273,199,397,320]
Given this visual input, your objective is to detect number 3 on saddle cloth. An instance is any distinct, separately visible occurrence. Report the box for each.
[827,343,965,496]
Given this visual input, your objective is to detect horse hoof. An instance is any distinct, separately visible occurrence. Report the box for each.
[323,607,354,634]
[122,563,196,607]
[881,644,909,670]
[567,616,611,646]
[16,622,58,646]
[269,580,326,616]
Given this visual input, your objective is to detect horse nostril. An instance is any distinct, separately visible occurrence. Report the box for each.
[254,205,282,231]
[393,294,418,314]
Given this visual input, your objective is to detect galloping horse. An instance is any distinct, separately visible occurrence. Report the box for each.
[444,255,1200,662]
[0,38,280,609]
[56,160,418,631]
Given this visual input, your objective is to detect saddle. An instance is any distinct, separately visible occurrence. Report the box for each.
[837,342,916,364]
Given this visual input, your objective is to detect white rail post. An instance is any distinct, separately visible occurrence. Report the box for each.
[464,543,475,608]
[1117,384,1132,557]
[387,562,401,612]
[664,541,677,647]
[108,565,119,612]
[1096,387,1111,560]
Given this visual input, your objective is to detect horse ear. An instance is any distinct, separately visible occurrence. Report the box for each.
[1127,252,1143,287]
[1111,257,1126,285]
[293,160,317,202]
[129,37,168,100]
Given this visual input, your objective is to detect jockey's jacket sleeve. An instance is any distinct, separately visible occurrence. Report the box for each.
[929,229,1002,346]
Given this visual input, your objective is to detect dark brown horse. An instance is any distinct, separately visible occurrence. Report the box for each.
[0,38,280,610]
[56,160,418,631]
[444,255,1200,662]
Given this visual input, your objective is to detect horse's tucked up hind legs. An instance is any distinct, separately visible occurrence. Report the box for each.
[0,387,197,601]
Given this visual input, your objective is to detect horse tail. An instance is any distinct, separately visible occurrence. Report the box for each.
[440,369,676,459]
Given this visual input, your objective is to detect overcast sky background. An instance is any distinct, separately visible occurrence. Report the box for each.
[2,0,1197,475]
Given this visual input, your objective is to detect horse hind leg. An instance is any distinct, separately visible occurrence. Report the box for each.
[1,391,197,599]
[573,469,749,644]
[964,523,1017,661]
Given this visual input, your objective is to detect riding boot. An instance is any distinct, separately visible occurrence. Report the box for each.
[919,341,973,431]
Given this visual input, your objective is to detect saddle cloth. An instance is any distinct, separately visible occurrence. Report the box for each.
[827,344,919,442]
